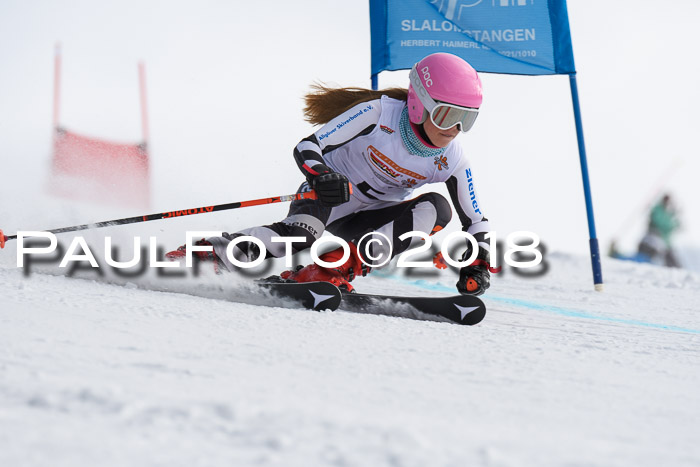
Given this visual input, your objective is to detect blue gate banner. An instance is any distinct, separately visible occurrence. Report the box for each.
[370,0,575,76]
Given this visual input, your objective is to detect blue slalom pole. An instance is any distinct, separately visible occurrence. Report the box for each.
[371,73,378,91]
[569,73,604,291]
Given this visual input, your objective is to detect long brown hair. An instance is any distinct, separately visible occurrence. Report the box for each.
[303,83,408,126]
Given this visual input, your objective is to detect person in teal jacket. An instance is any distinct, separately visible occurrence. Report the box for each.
[637,194,681,267]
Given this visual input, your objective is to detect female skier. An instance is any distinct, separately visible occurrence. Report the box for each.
[169,52,495,295]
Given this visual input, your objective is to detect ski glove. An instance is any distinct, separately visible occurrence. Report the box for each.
[308,164,351,207]
[457,246,494,296]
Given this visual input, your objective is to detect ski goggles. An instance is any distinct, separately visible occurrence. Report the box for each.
[409,64,480,133]
[429,102,479,133]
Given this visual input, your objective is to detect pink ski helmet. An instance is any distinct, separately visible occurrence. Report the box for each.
[407,53,482,132]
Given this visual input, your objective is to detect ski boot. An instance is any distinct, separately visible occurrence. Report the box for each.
[166,238,226,274]
[280,242,370,293]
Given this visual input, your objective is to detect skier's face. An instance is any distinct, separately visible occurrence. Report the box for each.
[422,117,460,148]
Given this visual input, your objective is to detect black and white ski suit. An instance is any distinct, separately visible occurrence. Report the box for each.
[210,96,490,269]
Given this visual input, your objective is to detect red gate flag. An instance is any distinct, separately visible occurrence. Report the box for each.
[49,128,150,208]
[48,45,151,209]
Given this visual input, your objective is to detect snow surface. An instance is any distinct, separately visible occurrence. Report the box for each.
[2,252,699,467]
[1,1,700,465]
[2,0,700,257]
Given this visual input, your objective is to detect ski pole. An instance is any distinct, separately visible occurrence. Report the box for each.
[0,190,319,249]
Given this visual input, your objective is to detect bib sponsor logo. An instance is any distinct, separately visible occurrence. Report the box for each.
[465,168,482,215]
[285,220,318,237]
[367,145,427,181]
[434,155,449,171]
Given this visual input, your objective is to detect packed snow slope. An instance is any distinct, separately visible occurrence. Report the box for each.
[1,251,699,467]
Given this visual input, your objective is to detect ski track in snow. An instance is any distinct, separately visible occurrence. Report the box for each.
[1,254,699,467]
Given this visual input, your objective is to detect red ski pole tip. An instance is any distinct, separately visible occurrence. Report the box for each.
[0,229,5,249]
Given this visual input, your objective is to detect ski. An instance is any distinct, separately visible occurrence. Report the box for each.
[255,279,342,311]
[340,292,486,325]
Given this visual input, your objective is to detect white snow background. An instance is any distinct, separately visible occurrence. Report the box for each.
[1,1,699,466]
